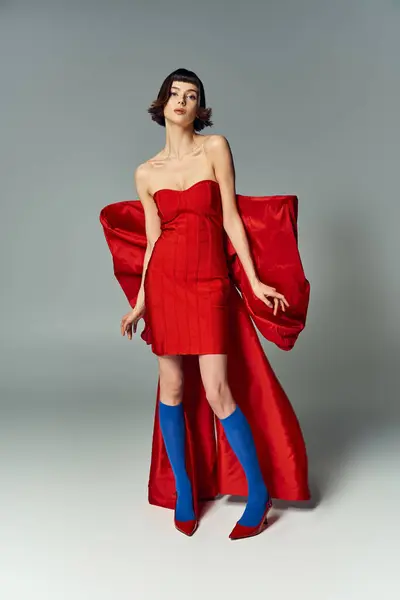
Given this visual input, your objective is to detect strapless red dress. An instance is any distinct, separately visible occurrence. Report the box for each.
[99,182,312,511]
[144,179,231,355]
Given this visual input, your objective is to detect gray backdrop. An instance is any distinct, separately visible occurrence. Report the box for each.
[1,1,399,599]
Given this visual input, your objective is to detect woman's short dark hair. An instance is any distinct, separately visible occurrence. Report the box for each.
[147,68,213,131]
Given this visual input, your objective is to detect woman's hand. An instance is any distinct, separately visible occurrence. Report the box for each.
[120,301,145,340]
[251,279,289,316]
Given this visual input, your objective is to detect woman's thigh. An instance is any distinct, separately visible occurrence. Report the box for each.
[198,353,228,385]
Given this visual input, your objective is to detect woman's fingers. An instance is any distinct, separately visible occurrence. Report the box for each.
[121,311,142,339]
[273,291,289,304]
[121,314,132,336]
[266,289,290,308]
[262,291,289,313]
[264,297,273,308]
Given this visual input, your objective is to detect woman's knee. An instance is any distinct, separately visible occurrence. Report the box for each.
[204,378,225,405]
[204,379,235,418]
[198,355,235,417]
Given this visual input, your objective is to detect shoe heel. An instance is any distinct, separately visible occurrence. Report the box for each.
[229,497,273,540]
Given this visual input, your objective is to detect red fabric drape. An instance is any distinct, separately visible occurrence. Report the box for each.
[99,194,311,511]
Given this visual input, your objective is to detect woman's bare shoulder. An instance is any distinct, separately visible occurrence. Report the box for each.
[134,161,150,184]
[204,133,229,149]
[134,153,166,196]
[134,160,159,199]
[196,133,227,150]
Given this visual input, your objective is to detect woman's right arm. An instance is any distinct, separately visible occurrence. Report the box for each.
[133,164,161,309]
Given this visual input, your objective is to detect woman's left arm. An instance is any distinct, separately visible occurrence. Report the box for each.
[210,135,289,315]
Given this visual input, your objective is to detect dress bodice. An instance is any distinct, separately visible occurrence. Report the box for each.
[148,178,228,280]
[153,179,223,228]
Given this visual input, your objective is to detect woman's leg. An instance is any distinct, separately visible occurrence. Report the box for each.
[198,354,269,527]
[157,354,195,522]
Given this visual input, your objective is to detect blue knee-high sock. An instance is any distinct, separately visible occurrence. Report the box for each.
[219,404,269,527]
[158,401,195,522]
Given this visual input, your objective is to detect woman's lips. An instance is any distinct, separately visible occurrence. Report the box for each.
[174,109,186,114]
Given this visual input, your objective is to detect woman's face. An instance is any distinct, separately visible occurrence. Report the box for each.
[163,80,200,126]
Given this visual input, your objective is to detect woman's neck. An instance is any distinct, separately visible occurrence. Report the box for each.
[163,124,199,160]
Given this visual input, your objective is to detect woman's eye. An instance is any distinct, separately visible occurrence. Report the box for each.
[170,92,197,101]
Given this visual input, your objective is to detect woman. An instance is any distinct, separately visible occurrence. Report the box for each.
[100,68,310,540]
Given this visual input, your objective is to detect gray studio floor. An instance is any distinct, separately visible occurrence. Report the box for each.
[2,338,399,600]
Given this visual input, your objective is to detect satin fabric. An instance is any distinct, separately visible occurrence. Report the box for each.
[99,193,311,511]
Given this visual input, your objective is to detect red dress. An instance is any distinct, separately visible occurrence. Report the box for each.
[99,184,312,514]
[144,179,231,355]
